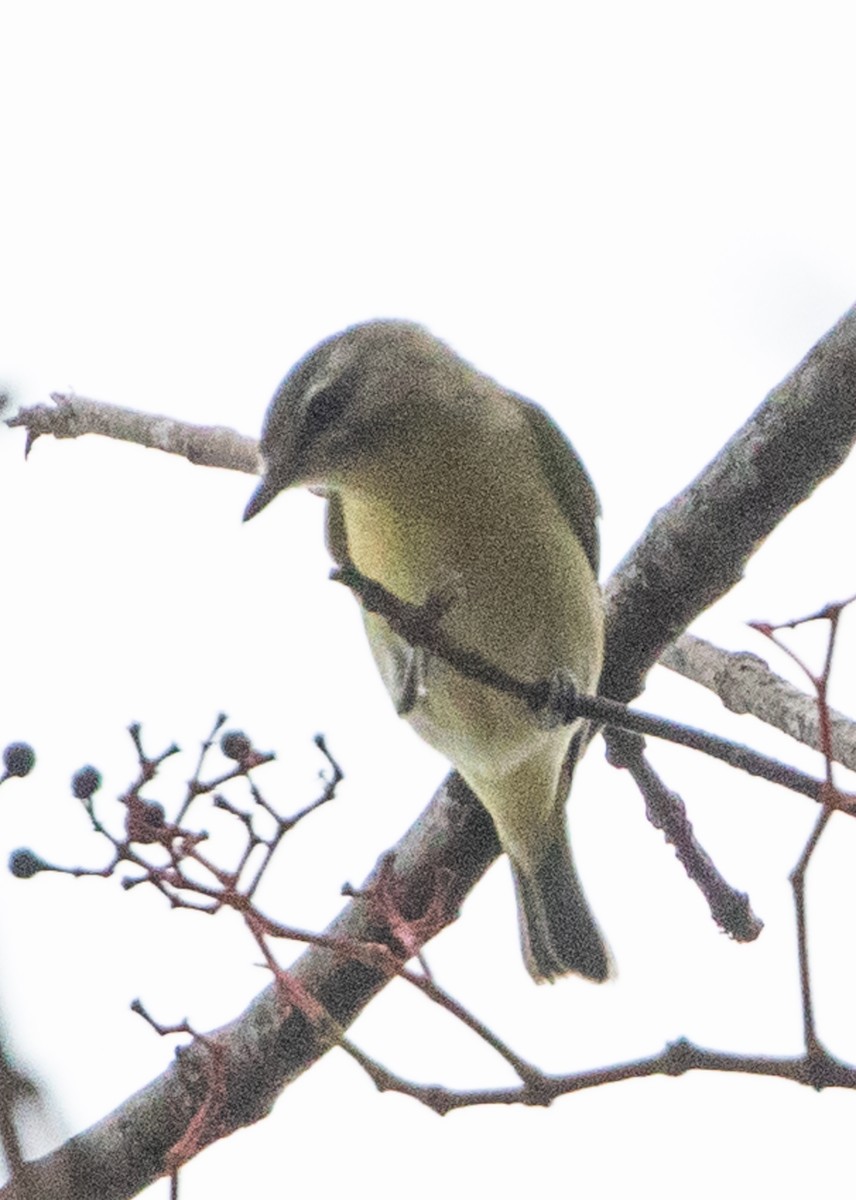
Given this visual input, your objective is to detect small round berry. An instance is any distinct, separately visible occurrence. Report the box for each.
[221,731,252,761]
[9,849,48,879]
[3,743,35,778]
[71,766,102,800]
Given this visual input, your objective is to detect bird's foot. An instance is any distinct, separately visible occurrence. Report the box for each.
[529,668,579,729]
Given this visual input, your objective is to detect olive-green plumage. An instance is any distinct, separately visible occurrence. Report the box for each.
[244,320,609,982]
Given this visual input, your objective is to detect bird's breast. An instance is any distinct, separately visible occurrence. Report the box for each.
[338,451,603,691]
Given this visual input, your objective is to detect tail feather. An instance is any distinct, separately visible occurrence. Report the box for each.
[510,814,610,984]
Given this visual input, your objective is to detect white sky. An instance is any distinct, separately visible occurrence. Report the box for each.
[2,2,856,1196]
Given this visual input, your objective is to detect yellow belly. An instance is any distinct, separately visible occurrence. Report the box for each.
[339,453,603,860]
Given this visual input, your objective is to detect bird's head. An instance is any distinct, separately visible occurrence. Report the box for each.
[243,319,467,521]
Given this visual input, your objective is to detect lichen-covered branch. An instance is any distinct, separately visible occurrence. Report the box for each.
[602,301,856,703]
[6,392,260,475]
[661,633,856,772]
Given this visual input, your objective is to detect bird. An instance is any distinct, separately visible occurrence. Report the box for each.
[243,319,609,983]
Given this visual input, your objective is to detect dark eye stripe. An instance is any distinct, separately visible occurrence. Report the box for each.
[303,383,350,440]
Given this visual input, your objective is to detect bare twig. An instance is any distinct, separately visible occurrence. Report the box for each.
[7,393,259,474]
[333,561,842,809]
[750,599,855,1059]
[605,730,764,941]
[337,1036,856,1115]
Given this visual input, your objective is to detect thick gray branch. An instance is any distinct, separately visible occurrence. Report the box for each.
[602,302,856,702]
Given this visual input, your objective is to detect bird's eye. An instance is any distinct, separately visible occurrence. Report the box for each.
[303,383,350,440]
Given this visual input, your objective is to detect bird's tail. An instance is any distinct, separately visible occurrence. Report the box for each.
[510,806,610,984]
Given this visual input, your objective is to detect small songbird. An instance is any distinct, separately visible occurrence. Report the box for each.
[243,320,609,983]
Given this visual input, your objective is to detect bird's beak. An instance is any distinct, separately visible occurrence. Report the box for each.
[243,476,280,522]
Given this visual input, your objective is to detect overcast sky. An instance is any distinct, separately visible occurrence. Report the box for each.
[2,3,856,1197]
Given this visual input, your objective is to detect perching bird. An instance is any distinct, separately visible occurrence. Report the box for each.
[243,320,609,983]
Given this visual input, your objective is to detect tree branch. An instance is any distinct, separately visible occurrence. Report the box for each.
[661,633,856,772]
[6,392,259,475]
[601,301,856,703]
[340,1035,856,1114]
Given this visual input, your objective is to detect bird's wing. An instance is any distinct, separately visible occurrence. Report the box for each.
[518,399,602,798]
[519,397,600,577]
